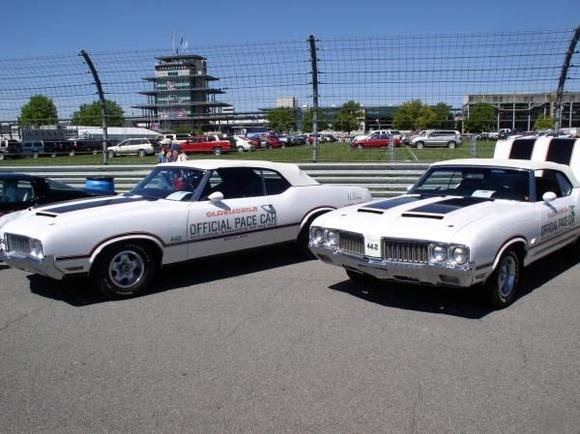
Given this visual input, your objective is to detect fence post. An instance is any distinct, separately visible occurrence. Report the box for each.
[80,50,109,164]
[554,26,580,133]
[308,35,319,162]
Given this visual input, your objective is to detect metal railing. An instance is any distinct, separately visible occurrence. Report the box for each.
[0,163,429,197]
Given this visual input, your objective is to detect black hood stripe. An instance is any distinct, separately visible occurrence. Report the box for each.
[404,197,490,216]
[41,196,154,214]
[361,196,422,212]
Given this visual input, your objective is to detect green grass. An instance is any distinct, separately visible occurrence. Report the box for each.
[0,141,496,166]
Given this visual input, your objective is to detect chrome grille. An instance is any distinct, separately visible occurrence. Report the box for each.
[338,231,364,256]
[6,234,31,255]
[382,238,428,263]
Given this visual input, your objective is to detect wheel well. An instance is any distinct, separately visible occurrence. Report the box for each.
[92,238,163,270]
[494,239,527,270]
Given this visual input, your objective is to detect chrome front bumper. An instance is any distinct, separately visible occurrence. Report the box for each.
[0,250,65,280]
[310,246,477,288]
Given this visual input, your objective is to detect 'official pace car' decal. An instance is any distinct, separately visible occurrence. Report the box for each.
[541,205,576,238]
[189,204,278,240]
[403,197,490,217]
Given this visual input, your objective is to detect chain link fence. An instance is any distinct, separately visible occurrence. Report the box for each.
[1,27,579,163]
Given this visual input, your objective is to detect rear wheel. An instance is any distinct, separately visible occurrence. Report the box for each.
[138,149,146,157]
[484,249,521,309]
[213,147,222,156]
[357,144,363,149]
[237,146,244,152]
[93,242,158,299]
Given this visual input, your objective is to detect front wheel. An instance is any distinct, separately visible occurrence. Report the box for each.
[138,149,146,157]
[93,242,158,299]
[108,151,115,159]
[484,249,521,309]
[447,141,456,149]
[415,142,424,149]
[213,147,222,156]
[237,146,244,152]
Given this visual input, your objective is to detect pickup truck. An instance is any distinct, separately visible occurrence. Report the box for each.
[180,135,232,155]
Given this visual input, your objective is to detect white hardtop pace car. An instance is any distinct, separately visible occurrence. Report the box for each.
[0,160,371,298]
[309,136,580,308]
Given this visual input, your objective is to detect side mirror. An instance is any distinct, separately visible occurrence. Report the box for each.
[208,191,224,202]
[542,191,557,202]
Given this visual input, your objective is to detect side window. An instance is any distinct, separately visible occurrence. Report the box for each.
[555,172,573,197]
[1,180,33,202]
[209,168,264,199]
[260,169,291,195]
[535,169,564,200]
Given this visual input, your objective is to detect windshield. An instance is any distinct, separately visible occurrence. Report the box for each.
[410,166,532,201]
[128,167,205,200]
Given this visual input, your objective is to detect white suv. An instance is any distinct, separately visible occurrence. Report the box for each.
[107,138,159,158]
[410,130,462,149]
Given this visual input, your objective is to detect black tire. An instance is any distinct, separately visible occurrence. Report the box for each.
[415,142,424,149]
[484,249,521,309]
[93,242,158,299]
[237,146,244,152]
[357,144,363,149]
[108,150,115,159]
[346,269,376,284]
[138,149,146,157]
[447,141,456,149]
[213,147,222,156]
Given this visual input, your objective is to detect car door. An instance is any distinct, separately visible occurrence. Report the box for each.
[536,169,577,256]
[186,167,289,259]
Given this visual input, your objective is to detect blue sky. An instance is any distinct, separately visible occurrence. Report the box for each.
[3,0,579,57]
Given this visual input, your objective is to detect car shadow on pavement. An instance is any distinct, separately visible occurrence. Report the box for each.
[28,244,312,306]
[328,249,579,319]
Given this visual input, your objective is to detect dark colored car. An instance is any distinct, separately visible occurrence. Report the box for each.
[0,173,94,217]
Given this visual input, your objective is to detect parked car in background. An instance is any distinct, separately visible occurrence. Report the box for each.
[107,138,159,158]
[0,160,371,298]
[0,173,94,217]
[351,132,401,148]
[0,139,21,158]
[232,135,255,152]
[262,134,284,149]
[21,141,45,155]
[159,133,191,146]
[410,130,462,148]
[181,135,232,155]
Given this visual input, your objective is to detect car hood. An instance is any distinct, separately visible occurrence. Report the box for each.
[314,195,523,244]
[0,195,169,239]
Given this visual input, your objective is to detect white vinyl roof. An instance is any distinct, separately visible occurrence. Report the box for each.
[157,159,319,186]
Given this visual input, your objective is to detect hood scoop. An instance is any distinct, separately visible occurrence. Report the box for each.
[401,212,444,220]
[358,208,383,215]
[35,212,58,218]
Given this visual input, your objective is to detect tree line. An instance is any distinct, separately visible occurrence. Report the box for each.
[17,94,554,133]
[18,95,125,127]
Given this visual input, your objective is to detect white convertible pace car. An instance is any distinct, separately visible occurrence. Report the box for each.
[0,160,370,298]
[309,137,580,308]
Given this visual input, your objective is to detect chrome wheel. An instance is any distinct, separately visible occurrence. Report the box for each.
[108,250,145,289]
[497,255,517,298]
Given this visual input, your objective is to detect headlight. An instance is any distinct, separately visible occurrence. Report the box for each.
[29,238,44,260]
[310,227,325,246]
[451,246,468,265]
[432,244,447,262]
[326,230,339,248]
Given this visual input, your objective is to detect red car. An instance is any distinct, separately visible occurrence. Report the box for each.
[180,135,232,155]
[351,133,400,149]
[262,134,284,149]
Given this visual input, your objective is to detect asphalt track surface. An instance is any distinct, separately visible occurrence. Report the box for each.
[1,245,580,434]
